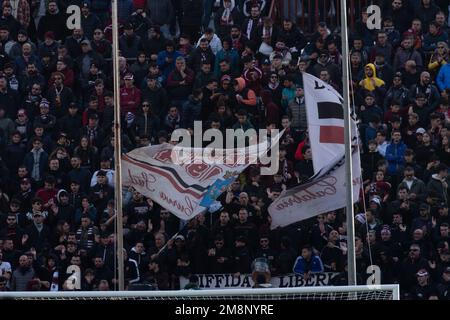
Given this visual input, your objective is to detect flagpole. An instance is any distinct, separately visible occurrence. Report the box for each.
[340,0,357,286]
[111,0,125,291]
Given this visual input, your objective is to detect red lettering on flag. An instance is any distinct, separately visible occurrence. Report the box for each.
[320,126,344,144]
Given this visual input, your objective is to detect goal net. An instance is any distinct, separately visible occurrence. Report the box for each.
[0,285,399,300]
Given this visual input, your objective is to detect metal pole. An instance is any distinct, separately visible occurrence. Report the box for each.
[111,0,124,291]
[340,0,356,286]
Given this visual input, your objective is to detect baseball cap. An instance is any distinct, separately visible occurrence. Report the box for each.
[370,196,381,207]
[444,266,450,273]
[220,75,231,82]
[419,203,430,211]
[40,99,50,108]
[81,39,90,46]
[416,128,426,135]
[438,202,448,209]
[175,235,185,241]
[21,178,31,184]
[124,73,134,80]
[417,269,429,277]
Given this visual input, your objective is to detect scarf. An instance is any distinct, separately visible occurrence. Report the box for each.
[268,82,279,90]
[34,222,44,233]
[87,126,97,145]
[31,148,43,181]
[221,0,235,25]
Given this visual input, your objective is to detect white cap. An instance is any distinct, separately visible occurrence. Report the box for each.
[416,128,426,134]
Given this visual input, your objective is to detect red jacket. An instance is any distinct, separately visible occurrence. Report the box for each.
[120,86,141,115]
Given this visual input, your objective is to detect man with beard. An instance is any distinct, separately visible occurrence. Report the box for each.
[141,74,169,120]
[410,268,437,300]
[387,0,413,34]
[80,2,101,40]
[126,190,155,227]
[384,72,409,109]
[9,30,36,59]
[119,23,142,59]
[230,25,248,55]
[10,254,35,291]
[0,3,21,40]
[141,26,166,60]
[37,1,68,41]
[394,37,423,71]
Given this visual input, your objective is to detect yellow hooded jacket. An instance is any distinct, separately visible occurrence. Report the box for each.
[359,63,385,91]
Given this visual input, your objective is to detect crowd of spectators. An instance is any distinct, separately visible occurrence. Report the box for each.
[0,0,448,299]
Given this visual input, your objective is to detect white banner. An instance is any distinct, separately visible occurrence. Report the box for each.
[179,273,338,289]
[122,131,282,220]
[303,72,346,174]
[269,148,361,229]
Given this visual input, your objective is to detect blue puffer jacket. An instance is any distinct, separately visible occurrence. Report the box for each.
[436,63,450,91]
[385,141,407,176]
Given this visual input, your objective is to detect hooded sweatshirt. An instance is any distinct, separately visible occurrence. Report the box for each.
[360,63,385,91]
[235,77,257,108]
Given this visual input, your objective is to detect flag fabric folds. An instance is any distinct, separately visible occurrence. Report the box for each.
[269,73,361,229]
[303,72,347,173]
[122,132,282,220]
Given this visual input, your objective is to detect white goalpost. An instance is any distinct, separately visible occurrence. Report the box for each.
[0,285,399,300]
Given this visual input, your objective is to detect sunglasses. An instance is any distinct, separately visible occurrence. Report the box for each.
[34,214,43,218]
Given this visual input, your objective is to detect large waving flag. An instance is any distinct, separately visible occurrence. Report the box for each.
[269,73,361,229]
[122,131,283,220]
[303,72,347,173]
[269,147,361,229]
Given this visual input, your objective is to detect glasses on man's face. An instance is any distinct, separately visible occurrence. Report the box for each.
[142,104,150,107]
[7,217,16,221]
[34,214,42,218]
[260,239,268,243]
[438,46,445,49]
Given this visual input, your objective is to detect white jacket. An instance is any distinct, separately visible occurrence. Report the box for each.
[196,34,223,55]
